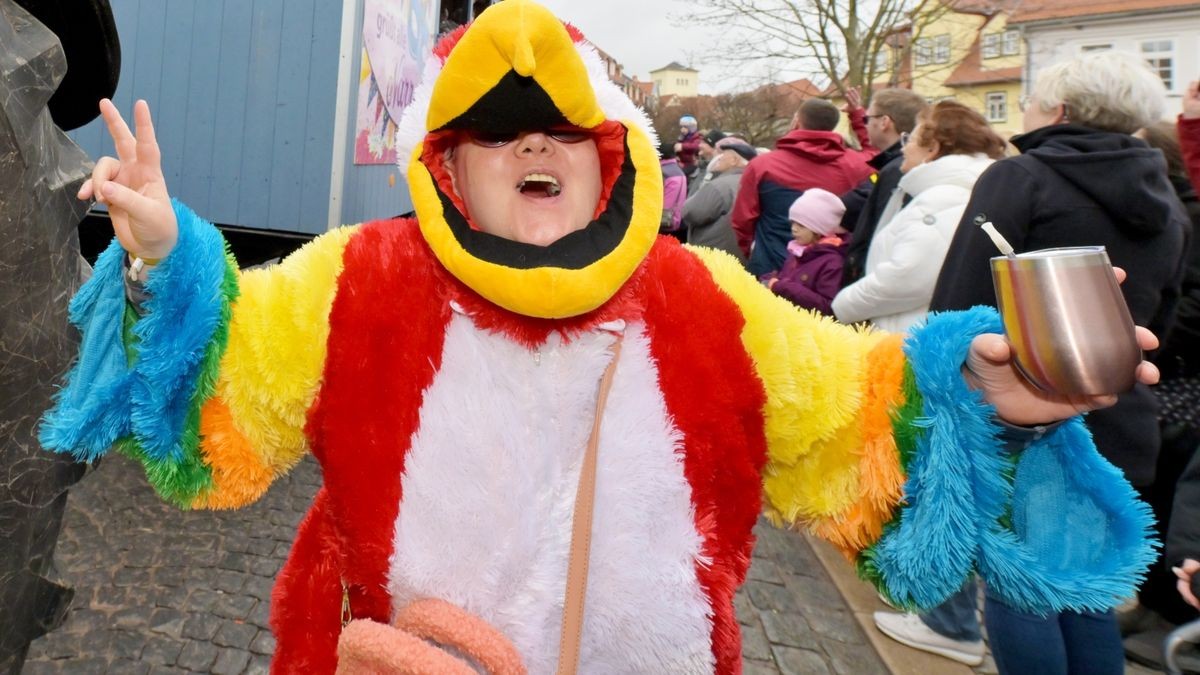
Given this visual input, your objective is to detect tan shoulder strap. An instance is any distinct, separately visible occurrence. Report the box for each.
[556,336,622,675]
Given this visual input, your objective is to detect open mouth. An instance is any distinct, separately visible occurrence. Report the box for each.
[517,173,562,198]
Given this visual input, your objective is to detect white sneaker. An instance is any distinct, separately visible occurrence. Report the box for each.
[873,611,985,666]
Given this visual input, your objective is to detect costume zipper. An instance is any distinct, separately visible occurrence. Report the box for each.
[341,579,353,627]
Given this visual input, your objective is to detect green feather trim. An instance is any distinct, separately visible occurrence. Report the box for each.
[116,251,240,507]
[855,362,926,607]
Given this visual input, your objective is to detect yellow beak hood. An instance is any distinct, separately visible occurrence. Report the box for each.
[395,0,662,319]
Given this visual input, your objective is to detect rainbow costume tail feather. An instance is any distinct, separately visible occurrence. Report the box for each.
[853,307,1156,613]
[40,200,239,506]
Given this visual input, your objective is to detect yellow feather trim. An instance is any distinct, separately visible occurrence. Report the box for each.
[687,246,887,524]
[426,0,605,132]
[808,335,908,557]
[214,226,358,476]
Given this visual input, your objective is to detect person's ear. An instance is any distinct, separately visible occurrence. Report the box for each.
[927,139,942,160]
[789,112,802,131]
[443,147,459,193]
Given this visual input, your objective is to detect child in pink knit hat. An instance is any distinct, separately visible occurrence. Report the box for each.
[760,188,850,315]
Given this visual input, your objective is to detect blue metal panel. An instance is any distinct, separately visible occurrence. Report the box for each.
[300,1,346,227]
[155,3,196,192]
[236,1,285,230]
[207,1,254,224]
[68,0,340,235]
[267,0,316,231]
[179,3,222,217]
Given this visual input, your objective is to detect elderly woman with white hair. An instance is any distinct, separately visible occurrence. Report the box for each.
[924,51,1190,675]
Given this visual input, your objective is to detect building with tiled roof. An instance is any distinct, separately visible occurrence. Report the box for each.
[650,62,700,98]
[1010,0,1200,116]
[590,43,653,109]
[899,1,1027,137]
[1008,0,1198,24]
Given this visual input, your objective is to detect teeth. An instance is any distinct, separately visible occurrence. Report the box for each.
[522,173,559,186]
[517,172,563,197]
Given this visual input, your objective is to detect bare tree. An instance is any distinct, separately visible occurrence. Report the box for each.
[709,87,803,146]
[650,85,797,148]
[686,0,961,100]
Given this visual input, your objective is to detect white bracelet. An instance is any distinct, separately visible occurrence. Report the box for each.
[127,256,158,282]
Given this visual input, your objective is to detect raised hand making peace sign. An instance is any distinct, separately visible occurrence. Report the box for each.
[77,99,177,261]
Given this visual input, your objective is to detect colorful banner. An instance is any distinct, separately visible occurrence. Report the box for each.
[354,0,438,165]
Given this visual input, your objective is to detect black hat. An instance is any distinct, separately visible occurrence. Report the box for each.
[702,130,727,147]
[721,142,757,162]
[14,0,121,131]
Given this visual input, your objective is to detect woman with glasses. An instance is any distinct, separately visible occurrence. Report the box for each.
[831,101,1006,335]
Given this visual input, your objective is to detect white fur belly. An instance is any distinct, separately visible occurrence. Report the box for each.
[387,313,715,674]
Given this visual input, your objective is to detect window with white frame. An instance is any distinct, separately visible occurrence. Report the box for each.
[1001,30,1020,55]
[914,37,933,66]
[986,92,1007,122]
[875,48,889,73]
[935,34,951,63]
[1141,39,1174,90]
[982,34,1000,59]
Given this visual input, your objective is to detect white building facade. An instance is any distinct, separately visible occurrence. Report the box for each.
[1015,3,1200,118]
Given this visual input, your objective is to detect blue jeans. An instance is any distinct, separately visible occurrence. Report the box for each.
[920,580,982,641]
[984,590,1123,675]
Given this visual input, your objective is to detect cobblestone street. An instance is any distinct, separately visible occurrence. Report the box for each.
[23,453,887,674]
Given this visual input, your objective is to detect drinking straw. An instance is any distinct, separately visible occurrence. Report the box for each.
[980,221,1017,258]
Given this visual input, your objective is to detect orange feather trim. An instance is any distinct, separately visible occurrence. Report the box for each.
[190,397,277,509]
[809,334,908,558]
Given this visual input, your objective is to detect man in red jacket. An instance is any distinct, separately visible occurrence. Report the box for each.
[732,98,875,276]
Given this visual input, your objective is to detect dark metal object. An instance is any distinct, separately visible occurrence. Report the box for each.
[1165,619,1200,675]
[0,1,97,672]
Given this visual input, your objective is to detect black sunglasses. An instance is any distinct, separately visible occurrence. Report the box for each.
[465,127,593,148]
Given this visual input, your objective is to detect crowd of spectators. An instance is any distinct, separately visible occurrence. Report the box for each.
[672,50,1199,674]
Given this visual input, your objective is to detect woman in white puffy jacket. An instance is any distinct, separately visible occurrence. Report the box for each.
[833,101,1008,333]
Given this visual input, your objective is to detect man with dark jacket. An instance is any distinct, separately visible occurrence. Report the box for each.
[682,142,756,265]
[731,98,875,276]
[840,88,929,286]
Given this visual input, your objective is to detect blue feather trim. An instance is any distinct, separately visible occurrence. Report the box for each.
[40,200,232,463]
[872,306,1155,613]
[976,419,1157,612]
[38,240,134,460]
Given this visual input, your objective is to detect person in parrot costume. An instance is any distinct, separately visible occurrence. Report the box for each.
[42,2,1161,672]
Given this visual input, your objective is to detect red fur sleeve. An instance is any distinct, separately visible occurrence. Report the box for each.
[270,489,345,674]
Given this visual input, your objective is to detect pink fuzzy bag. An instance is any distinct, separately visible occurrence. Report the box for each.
[336,598,526,674]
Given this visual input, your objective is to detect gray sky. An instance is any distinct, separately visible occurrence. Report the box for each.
[535,0,735,94]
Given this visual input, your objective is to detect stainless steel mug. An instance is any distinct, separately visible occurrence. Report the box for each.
[990,246,1140,396]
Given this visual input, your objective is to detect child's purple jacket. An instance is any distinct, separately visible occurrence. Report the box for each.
[761,237,850,316]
